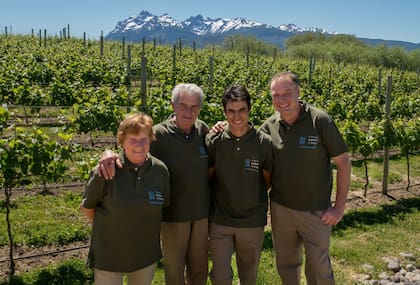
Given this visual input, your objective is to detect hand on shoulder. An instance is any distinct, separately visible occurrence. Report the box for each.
[97,150,122,180]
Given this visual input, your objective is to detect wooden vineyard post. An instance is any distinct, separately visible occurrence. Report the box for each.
[44,29,47,47]
[122,36,125,58]
[172,44,176,87]
[140,55,147,110]
[378,68,382,94]
[382,75,392,195]
[209,56,214,93]
[328,66,332,98]
[142,36,145,56]
[126,45,132,105]
[273,47,277,63]
[308,55,315,85]
[126,45,131,77]
[246,45,250,68]
[100,30,104,57]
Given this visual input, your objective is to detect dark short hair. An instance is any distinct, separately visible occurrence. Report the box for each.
[222,85,251,111]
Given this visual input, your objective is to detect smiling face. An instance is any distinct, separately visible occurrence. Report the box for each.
[270,76,301,124]
[117,113,154,166]
[224,99,250,137]
[122,131,150,165]
[171,91,201,134]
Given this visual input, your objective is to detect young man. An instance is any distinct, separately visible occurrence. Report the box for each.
[261,71,351,285]
[206,85,273,285]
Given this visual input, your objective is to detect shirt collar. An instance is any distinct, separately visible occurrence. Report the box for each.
[277,100,307,127]
[223,122,255,141]
[119,150,152,172]
[166,114,198,139]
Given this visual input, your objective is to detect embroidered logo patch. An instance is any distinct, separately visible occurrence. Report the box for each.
[244,158,260,172]
[299,136,319,149]
[148,190,165,205]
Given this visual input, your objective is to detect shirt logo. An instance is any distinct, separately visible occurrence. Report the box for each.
[148,190,165,205]
[299,136,319,149]
[199,146,208,158]
[244,158,260,172]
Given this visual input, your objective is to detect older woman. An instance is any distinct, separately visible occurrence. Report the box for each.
[81,112,170,285]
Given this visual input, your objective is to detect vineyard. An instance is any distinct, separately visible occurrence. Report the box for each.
[1,34,420,284]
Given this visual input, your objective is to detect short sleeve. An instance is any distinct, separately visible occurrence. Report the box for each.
[82,168,106,209]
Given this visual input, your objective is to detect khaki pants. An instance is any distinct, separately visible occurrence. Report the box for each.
[161,218,209,285]
[270,201,335,285]
[209,222,264,285]
[94,263,156,285]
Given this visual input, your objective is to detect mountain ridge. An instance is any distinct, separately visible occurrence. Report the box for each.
[105,10,420,51]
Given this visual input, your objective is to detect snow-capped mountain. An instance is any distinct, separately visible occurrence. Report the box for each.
[111,11,182,33]
[181,14,272,35]
[106,10,330,48]
[279,23,331,35]
[106,11,419,51]
[109,10,331,36]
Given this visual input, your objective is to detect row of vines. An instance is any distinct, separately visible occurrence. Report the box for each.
[1,34,420,177]
[1,34,420,281]
[1,33,419,182]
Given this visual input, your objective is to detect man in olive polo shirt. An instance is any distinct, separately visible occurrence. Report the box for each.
[99,83,210,285]
[260,71,351,285]
[151,83,209,285]
[206,85,272,285]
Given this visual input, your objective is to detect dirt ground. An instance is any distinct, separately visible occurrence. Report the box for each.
[1,182,419,281]
[344,180,420,211]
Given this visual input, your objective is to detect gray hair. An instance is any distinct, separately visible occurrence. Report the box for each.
[171,83,204,106]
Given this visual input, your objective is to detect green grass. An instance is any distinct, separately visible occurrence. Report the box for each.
[2,197,418,284]
[3,258,93,285]
[1,153,419,284]
[331,197,420,282]
[0,191,90,247]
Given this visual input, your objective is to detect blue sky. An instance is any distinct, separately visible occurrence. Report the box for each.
[1,0,419,44]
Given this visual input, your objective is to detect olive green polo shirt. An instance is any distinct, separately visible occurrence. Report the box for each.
[206,125,273,227]
[82,152,170,272]
[260,102,348,211]
[150,115,210,222]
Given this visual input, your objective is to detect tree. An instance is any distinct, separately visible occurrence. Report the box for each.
[0,127,75,280]
[0,131,30,280]
[393,118,420,190]
[340,120,381,196]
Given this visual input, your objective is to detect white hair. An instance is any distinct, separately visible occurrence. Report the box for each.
[171,83,204,105]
